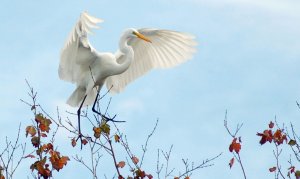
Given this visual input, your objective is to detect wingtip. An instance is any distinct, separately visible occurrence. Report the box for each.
[81,11,104,23]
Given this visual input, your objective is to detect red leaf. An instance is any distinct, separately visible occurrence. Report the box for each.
[71,138,76,147]
[257,130,273,145]
[269,121,274,129]
[117,161,125,168]
[146,174,153,179]
[269,167,276,172]
[34,157,51,178]
[82,139,88,145]
[289,166,295,173]
[135,169,145,177]
[229,138,241,153]
[132,156,139,164]
[229,157,234,169]
[25,154,35,158]
[273,129,287,145]
[49,150,70,171]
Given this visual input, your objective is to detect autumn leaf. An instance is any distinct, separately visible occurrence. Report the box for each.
[49,150,70,171]
[41,133,47,137]
[268,121,274,128]
[31,136,40,148]
[32,157,51,178]
[26,126,36,137]
[100,123,110,135]
[174,177,179,179]
[184,177,190,179]
[117,161,125,168]
[273,129,287,145]
[269,167,276,172]
[71,138,76,147]
[114,134,120,143]
[93,127,101,138]
[257,130,273,145]
[41,143,53,153]
[229,138,241,153]
[135,169,145,178]
[36,114,52,133]
[82,139,88,145]
[132,156,139,164]
[25,154,35,158]
[229,157,234,169]
[146,174,153,179]
[289,166,295,173]
[0,175,4,179]
[288,139,297,146]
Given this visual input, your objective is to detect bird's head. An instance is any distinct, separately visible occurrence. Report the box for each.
[124,28,152,43]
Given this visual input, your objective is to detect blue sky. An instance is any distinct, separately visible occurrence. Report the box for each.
[1,0,300,178]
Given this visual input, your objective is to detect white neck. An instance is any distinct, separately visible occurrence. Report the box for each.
[113,36,134,75]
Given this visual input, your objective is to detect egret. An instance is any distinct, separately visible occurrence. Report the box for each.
[59,12,197,138]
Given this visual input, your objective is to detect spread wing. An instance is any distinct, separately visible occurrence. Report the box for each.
[59,12,103,84]
[106,28,197,93]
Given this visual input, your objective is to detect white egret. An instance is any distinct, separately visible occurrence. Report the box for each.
[59,12,197,137]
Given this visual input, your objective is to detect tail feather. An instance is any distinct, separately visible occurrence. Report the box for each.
[67,87,97,107]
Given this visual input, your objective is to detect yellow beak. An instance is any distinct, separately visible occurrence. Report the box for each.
[133,31,152,43]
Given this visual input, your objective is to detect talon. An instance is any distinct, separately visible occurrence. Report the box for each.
[76,133,83,142]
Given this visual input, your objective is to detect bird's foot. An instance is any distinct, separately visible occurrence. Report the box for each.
[101,114,125,123]
[76,133,84,149]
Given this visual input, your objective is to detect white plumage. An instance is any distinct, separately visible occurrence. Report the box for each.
[59,12,197,107]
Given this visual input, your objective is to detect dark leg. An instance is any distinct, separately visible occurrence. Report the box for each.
[92,91,125,123]
[76,95,87,149]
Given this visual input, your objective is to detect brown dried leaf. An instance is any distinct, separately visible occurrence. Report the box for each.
[31,136,40,148]
[288,139,297,146]
[114,134,120,143]
[26,126,36,137]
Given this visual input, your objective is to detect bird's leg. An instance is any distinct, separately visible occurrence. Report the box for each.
[92,91,125,123]
[76,95,87,149]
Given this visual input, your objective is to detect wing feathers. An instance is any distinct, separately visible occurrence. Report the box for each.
[106,29,197,93]
[59,12,103,83]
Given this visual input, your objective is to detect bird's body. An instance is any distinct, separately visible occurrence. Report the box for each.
[59,12,197,108]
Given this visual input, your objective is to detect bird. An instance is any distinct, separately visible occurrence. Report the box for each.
[59,12,197,137]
